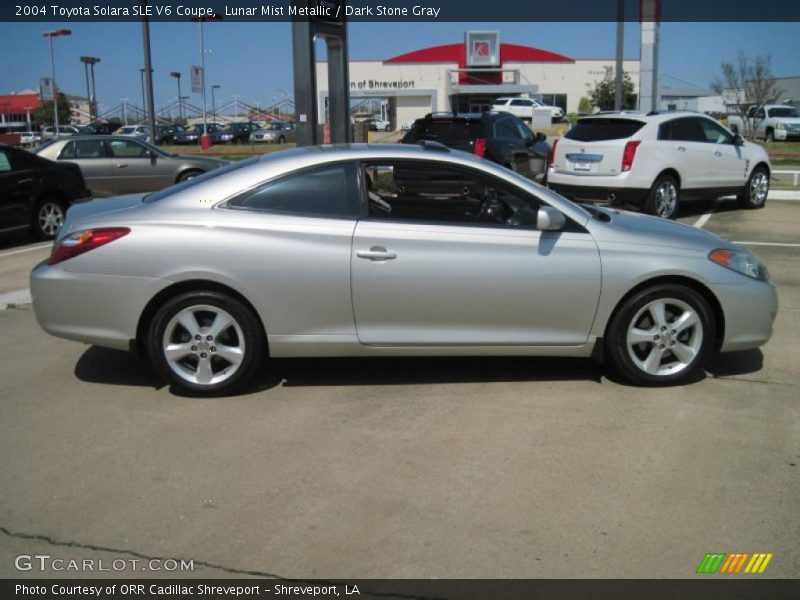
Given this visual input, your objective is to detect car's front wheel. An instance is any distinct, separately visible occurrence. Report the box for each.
[605,284,714,386]
[177,169,204,183]
[148,291,265,396]
[737,166,769,209]
[643,174,680,219]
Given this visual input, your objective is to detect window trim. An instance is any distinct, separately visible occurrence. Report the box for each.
[218,160,361,220]
[358,158,587,234]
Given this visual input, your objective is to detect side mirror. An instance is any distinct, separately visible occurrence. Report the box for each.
[535,132,547,142]
[537,206,566,231]
[733,134,745,146]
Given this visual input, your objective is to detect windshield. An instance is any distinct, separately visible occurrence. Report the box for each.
[769,107,800,118]
[222,124,242,131]
[143,157,259,203]
[267,123,284,130]
[185,125,203,133]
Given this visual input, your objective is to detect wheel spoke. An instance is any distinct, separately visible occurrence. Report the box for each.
[215,343,243,366]
[207,312,233,338]
[164,342,193,362]
[648,301,668,329]
[627,327,656,346]
[671,342,697,365]
[177,311,201,338]
[672,310,698,334]
[642,346,665,374]
[195,357,214,384]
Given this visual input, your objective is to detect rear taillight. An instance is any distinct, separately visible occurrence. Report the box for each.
[548,138,559,168]
[621,140,641,172]
[48,227,130,266]
[474,137,487,158]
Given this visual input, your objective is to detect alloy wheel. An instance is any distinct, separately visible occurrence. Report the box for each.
[749,171,769,206]
[38,202,64,238]
[654,182,677,218]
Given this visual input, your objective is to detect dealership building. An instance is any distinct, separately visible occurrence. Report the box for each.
[316,31,640,127]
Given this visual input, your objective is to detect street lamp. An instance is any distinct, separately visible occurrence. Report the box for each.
[170,71,182,120]
[211,84,220,122]
[80,56,100,121]
[190,13,222,145]
[42,28,72,135]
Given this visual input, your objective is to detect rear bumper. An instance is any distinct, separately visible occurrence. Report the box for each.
[30,261,166,351]
[548,182,649,205]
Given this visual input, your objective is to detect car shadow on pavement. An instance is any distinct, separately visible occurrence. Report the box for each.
[74,346,162,389]
[704,348,764,378]
[257,356,605,390]
[675,196,741,220]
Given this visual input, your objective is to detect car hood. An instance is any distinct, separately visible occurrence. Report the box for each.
[59,194,145,241]
[591,207,738,253]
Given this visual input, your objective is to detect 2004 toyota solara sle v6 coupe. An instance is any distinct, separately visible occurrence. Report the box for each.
[30,143,777,395]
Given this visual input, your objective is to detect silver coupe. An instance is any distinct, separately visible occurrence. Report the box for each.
[31,143,777,395]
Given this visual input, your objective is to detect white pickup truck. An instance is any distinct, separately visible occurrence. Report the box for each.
[727,104,800,142]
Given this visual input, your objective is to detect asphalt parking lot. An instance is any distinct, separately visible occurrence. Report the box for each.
[0,196,798,579]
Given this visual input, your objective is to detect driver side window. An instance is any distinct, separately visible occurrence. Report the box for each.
[363,161,541,229]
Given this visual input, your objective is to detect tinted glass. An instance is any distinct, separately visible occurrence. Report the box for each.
[768,107,800,118]
[566,119,645,142]
[405,120,486,144]
[661,118,704,142]
[108,140,148,157]
[226,163,358,218]
[494,119,519,138]
[59,139,107,159]
[697,119,733,144]
[364,161,540,228]
[0,150,12,173]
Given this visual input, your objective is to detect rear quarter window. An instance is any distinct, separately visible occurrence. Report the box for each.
[565,119,645,142]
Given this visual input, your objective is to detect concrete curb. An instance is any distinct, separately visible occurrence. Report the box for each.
[0,288,32,310]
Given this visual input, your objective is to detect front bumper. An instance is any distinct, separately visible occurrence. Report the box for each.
[31,261,166,351]
[715,280,778,352]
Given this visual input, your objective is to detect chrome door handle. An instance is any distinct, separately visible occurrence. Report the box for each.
[18,178,33,184]
[357,247,397,261]
[116,163,128,168]
[677,146,686,152]
[714,151,722,157]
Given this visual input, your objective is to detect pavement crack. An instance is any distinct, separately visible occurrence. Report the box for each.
[710,376,799,387]
[0,526,445,600]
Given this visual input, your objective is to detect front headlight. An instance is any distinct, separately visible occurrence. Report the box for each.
[709,249,769,281]
[776,122,787,130]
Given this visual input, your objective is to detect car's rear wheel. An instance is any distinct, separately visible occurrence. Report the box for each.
[33,197,66,240]
[643,174,680,219]
[766,129,775,143]
[148,291,264,396]
[278,135,285,144]
[606,284,714,386]
[737,166,769,209]
[177,169,204,183]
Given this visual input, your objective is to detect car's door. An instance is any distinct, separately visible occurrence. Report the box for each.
[0,148,32,232]
[107,139,173,193]
[56,138,116,196]
[658,117,710,190]
[352,160,602,346]
[695,118,748,188]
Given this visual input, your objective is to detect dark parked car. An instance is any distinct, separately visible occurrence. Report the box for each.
[155,124,183,144]
[0,143,90,239]
[173,124,221,145]
[400,112,551,181]
[212,122,259,144]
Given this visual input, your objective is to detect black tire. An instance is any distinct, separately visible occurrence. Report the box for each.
[765,129,775,143]
[147,291,265,396]
[32,197,66,240]
[177,169,204,183]
[642,174,680,219]
[278,135,286,144]
[605,284,715,386]
[737,166,769,210]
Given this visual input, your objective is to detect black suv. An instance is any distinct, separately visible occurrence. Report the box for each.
[400,112,550,181]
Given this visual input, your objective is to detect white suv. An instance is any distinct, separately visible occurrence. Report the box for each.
[492,97,564,122]
[547,111,771,218]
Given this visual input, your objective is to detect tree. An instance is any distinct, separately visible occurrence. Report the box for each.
[710,51,782,140]
[588,66,637,112]
[33,92,71,129]
[577,96,594,114]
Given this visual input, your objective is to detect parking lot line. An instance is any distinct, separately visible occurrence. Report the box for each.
[693,198,722,229]
[0,243,52,259]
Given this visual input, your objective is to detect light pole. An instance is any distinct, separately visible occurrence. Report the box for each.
[80,56,100,121]
[121,98,129,125]
[89,58,100,119]
[170,71,182,120]
[211,84,220,122]
[42,29,71,135]
[191,13,222,144]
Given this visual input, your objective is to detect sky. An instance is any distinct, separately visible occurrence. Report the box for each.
[1,21,798,114]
